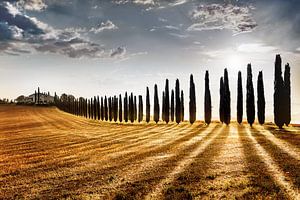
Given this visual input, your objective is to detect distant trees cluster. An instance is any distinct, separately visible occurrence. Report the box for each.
[56,93,144,123]
[54,54,291,128]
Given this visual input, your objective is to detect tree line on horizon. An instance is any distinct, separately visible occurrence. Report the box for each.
[54,54,291,128]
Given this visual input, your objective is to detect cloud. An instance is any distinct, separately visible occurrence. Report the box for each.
[168,0,187,7]
[110,46,126,58]
[90,20,118,34]
[187,3,257,35]
[164,25,179,30]
[17,0,47,11]
[0,2,44,35]
[0,2,125,59]
[114,0,156,6]
[34,38,105,58]
[169,32,188,38]
[237,43,278,53]
[113,0,189,9]
[296,47,300,52]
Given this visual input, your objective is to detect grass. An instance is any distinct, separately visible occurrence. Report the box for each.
[0,105,299,199]
[163,186,192,200]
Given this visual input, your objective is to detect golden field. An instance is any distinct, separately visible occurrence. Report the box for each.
[0,105,300,199]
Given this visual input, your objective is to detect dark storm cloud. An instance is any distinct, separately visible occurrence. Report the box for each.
[0,1,126,58]
[0,2,44,35]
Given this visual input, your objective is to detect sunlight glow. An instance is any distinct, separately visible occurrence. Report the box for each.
[225,53,245,70]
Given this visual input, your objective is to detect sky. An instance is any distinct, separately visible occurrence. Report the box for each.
[0,0,300,123]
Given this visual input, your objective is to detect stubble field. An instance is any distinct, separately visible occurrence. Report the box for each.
[0,105,300,199]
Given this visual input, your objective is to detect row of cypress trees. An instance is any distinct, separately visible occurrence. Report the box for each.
[274,55,291,128]
[56,93,143,123]
[219,69,231,125]
[230,64,265,127]
[152,79,186,124]
[55,55,291,127]
[234,55,290,128]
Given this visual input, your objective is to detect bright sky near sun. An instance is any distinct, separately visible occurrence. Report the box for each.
[0,0,299,123]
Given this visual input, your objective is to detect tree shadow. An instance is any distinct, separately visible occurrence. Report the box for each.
[237,125,286,199]
[109,125,224,199]
[30,123,209,199]
[263,125,300,148]
[251,127,300,189]
[161,125,231,199]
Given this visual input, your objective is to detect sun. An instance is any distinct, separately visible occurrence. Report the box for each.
[225,53,245,70]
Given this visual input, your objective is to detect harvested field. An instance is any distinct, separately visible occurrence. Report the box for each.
[0,105,299,199]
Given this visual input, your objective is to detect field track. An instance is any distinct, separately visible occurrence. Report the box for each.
[0,105,300,199]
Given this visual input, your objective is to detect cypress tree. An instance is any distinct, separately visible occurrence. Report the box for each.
[171,89,175,122]
[237,71,243,124]
[138,95,143,123]
[114,96,118,122]
[34,90,37,104]
[189,74,196,124]
[134,96,137,121]
[128,95,131,122]
[284,63,291,126]
[146,87,150,123]
[181,90,184,122]
[257,71,265,125]
[130,93,134,123]
[90,98,93,119]
[162,91,165,122]
[104,96,108,121]
[101,97,104,120]
[85,98,88,118]
[224,69,231,125]
[124,92,128,122]
[75,98,78,115]
[274,55,285,128]
[175,79,181,124]
[37,87,40,104]
[119,94,123,122]
[77,98,80,116]
[88,99,91,119]
[81,98,84,117]
[54,92,57,105]
[75,99,78,116]
[86,99,88,118]
[94,96,97,120]
[111,97,115,121]
[91,97,96,119]
[97,96,100,120]
[219,77,225,123]
[246,64,255,126]
[109,97,113,121]
[165,79,170,124]
[204,71,212,125]
[154,84,160,123]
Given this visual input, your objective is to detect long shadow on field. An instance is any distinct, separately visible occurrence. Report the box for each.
[110,124,226,200]
[237,125,286,199]
[44,123,181,166]
[250,127,300,189]
[159,124,231,199]
[263,125,300,148]
[0,124,179,188]
[1,121,167,159]
[0,121,46,133]
[35,123,208,199]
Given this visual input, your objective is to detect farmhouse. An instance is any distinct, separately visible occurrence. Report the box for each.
[15,91,54,105]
